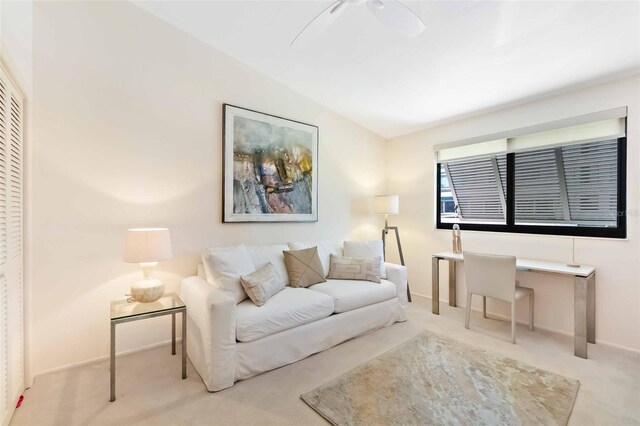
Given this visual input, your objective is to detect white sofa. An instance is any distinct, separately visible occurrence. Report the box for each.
[180,240,408,392]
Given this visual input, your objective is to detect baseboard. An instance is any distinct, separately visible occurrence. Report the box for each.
[2,387,23,426]
[34,338,182,378]
[410,292,640,354]
[410,291,431,300]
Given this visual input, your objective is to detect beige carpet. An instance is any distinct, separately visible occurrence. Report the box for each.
[302,331,579,426]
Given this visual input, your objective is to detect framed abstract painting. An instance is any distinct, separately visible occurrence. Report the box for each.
[223,104,319,223]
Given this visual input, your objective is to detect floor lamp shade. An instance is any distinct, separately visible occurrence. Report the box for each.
[123,228,172,303]
[124,228,172,263]
[374,195,399,215]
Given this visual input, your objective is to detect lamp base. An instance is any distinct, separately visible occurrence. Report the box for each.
[130,279,164,303]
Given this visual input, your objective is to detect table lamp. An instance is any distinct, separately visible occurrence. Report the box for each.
[374,195,411,302]
[123,228,172,303]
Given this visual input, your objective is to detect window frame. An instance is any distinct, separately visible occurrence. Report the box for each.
[435,137,627,239]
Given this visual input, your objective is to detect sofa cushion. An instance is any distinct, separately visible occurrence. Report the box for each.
[246,244,290,286]
[287,240,343,277]
[235,287,334,342]
[202,245,255,303]
[308,279,396,313]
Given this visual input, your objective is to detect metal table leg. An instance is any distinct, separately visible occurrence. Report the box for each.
[182,309,187,379]
[448,261,456,307]
[574,275,589,359]
[172,313,176,355]
[587,272,596,344]
[110,321,116,402]
[432,257,439,314]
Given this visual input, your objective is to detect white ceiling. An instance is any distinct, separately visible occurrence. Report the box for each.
[133,0,640,139]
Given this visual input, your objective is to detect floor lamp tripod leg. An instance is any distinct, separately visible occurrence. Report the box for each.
[382,226,412,303]
[393,227,412,302]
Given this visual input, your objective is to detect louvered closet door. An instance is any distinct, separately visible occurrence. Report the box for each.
[0,65,24,426]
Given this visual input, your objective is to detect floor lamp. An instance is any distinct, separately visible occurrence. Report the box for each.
[375,195,412,302]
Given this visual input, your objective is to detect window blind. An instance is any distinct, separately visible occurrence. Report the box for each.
[513,140,618,225]
[434,107,627,162]
[563,140,618,224]
[509,118,625,153]
[514,148,565,222]
[437,139,506,162]
[445,155,506,221]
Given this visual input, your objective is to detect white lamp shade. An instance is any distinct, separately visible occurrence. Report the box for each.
[374,195,399,215]
[123,228,172,263]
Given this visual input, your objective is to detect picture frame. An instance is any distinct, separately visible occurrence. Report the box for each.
[223,104,319,223]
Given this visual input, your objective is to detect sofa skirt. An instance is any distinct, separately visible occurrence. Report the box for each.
[234,298,407,382]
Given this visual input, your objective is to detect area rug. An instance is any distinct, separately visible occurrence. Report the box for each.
[301,331,579,426]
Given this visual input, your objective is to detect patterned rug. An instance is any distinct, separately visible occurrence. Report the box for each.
[301,332,579,426]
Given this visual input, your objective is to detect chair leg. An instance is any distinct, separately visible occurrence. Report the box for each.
[529,293,534,331]
[465,293,472,329]
[482,296,487,318]
[511,302,516,344]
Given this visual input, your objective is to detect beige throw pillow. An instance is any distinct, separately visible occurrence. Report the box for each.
[327,254,382,283]
[240,262,285,307]
[283,246,327,288]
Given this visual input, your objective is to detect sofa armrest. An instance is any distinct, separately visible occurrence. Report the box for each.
[385,262,408,307]
[180,276,237,391]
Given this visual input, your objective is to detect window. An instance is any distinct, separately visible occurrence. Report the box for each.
[436,110,627,238]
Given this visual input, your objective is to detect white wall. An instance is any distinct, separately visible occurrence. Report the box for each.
[386,75,640,351]
[0,0,32,94]
[30,1,387,375]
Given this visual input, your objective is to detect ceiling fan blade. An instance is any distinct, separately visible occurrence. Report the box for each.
[365,0,425,38]
[291,1,348,46]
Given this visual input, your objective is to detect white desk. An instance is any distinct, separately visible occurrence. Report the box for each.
[432,251,595,359]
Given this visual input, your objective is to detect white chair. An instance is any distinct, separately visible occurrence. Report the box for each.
[463,251,534,344]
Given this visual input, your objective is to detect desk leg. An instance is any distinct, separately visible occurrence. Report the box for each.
[110,321,116,402]
[587,273,596,344]
[171,313,176,355]
[574,276,589,359]
[448,261,456,307]
[432,257,439,314]
[181,310,187,379]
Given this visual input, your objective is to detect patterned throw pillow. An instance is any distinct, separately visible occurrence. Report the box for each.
[343,240,386,278]
[327,254,382,283]
[283,246,327,288]
[240,262,286,307]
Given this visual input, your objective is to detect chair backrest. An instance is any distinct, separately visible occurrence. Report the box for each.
[463,251,517,302]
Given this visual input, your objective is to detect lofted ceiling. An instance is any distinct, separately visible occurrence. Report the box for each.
[133,0,640,139]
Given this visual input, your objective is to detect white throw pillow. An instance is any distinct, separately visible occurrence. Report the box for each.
[343,240,386,279]
[287,240,343,278]
[202,245,255,303]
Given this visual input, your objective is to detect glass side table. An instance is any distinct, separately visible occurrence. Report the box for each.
[110,292,187,402]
